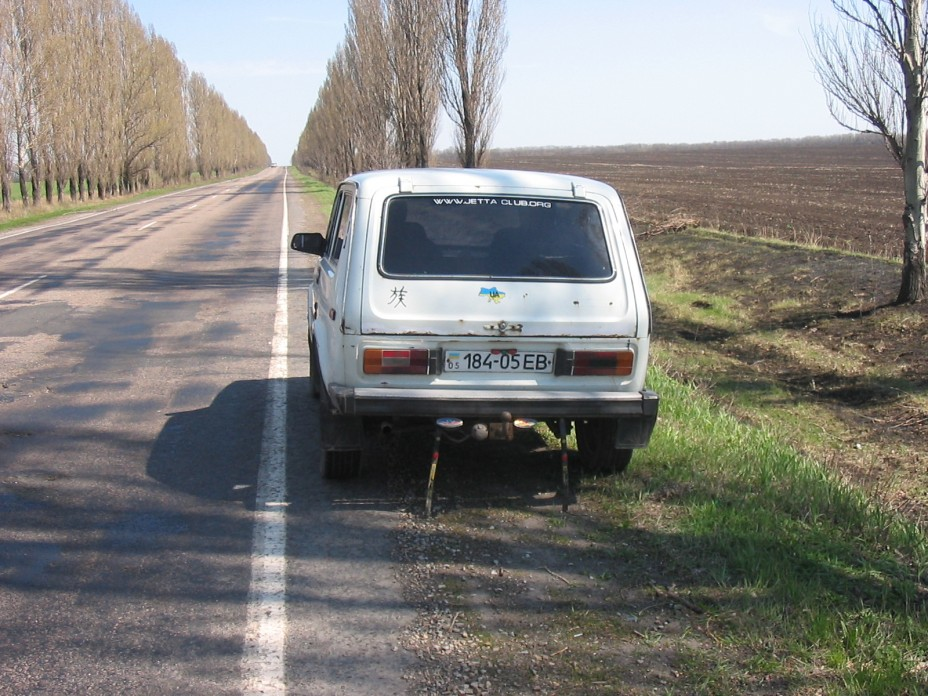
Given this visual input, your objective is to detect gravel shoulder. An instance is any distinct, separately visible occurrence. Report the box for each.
[386,435,714,696]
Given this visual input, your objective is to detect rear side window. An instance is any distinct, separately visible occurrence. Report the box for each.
[324,187,356,264]
[380,196,613,280]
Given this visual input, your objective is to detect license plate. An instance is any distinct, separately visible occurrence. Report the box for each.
[443,349,554,373]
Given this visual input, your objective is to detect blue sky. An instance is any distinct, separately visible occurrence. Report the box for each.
[128,0,841,164]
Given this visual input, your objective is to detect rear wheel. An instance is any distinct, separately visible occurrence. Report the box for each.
[316,359,362,479]
[309,335,321,399]
[574,419,633,473]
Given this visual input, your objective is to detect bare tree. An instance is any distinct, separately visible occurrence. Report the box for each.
[294,43,361,182]
[345,0,395,172]
[0,0,265,211]
[811,0,927,304]
[295,0,442,180]
[149,35,192,185]
[438,0,507,168]
[387,0,441,167]
[77,1,115,198]
[187,70,266,180]
[5,0,46,206]
[0,0,14,211]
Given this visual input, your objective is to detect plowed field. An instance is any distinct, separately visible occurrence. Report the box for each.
[487,136,902,258]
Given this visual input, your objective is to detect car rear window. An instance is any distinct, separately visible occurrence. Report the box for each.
[380,195,613,280]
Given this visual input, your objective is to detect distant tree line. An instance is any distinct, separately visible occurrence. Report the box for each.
[0,0,269,213]
[294,0,507,182]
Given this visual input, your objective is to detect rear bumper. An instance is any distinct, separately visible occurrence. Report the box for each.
[329,384,659,420]
[322,386,659,450]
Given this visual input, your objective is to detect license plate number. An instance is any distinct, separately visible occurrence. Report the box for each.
[444,349,554,373]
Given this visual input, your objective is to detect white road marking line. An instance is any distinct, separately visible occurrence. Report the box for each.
[138,221,155,231]
[242,169,289,696]
[188,203,198,210]
[0,274,48,301]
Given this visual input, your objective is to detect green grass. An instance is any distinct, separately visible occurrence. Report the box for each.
[586,367,928,694]
[288,167,335,210]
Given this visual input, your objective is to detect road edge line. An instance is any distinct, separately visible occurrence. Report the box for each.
[242,169,290,695]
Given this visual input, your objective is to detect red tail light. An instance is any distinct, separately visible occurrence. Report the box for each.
[556,350,634,376]
[363,348,433,374]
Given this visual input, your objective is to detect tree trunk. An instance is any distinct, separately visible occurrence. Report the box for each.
[896,206,927,303]
[30,171,40,205]
[896,0,928,304]
[416,130,430,167]
[460,96,476,167]
[17,166,29,207]
[1,175,10,212]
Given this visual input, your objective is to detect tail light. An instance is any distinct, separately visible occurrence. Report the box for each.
[363,348,435,374]
[555,349,634,376]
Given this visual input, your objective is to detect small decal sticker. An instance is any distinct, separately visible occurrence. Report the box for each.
[431,197,552,208]
[389,286,407,307]
[479,287,506,303]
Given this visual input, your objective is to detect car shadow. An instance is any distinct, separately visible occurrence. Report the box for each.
[146,375,607,518]
[146,376,411,514]
[146,379,269,508]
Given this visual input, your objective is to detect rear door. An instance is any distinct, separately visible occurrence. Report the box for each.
[360,194,639,338]
[313,185,357,381]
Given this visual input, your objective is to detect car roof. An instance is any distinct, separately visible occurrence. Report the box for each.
[345,168,617,199]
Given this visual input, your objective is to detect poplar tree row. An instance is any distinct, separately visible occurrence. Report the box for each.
[294,0,507,182]
[0,0,269,213]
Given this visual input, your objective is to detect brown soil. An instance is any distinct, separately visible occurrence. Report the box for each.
[641,230,928,523]
[488,135,902,258]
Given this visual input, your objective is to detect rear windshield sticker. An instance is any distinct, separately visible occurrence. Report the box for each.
[479,287,506,303]
[432,198,552,208]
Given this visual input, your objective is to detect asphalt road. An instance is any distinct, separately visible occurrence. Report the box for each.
[0,170,413,695]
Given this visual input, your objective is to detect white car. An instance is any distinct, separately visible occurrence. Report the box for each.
[291,168,659,478]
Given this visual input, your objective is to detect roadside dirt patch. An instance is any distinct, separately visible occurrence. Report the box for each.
[388,435,719,695]
[638,229,928,526]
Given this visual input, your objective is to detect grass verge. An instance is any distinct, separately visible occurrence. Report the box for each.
[582,366,928,693]
[288,166,335,210]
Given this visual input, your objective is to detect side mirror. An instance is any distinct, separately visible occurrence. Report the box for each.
[290,232,327,256]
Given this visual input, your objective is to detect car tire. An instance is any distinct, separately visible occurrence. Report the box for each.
[575,419,633,473]
[315,360,362,479]
[309,335,321,399]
